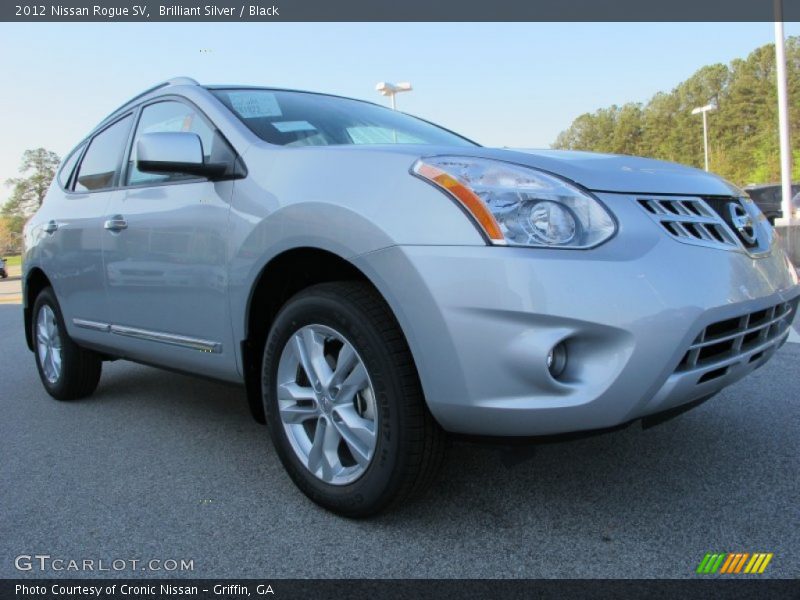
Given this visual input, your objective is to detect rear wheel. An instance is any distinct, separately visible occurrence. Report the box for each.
[262,281,446,517]
[32,287,102,400]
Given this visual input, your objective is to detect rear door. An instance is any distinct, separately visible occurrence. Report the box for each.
[49,114,134,349]
[103,99,238,380]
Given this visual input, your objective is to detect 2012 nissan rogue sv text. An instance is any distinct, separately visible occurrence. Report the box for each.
[23,78,800,516]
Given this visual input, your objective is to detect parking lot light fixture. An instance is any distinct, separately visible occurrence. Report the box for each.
[691,103,717,172]
[375,81,413,110]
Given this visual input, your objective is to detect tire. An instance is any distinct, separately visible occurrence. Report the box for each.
[32,287,102,401]
[262,281,446,517]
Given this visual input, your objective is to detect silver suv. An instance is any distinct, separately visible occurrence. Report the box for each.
[23,78,800,516]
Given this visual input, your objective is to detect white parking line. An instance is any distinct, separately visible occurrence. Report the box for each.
[788,327,800,344]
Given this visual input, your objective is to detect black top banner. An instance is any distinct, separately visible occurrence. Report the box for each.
[3,0,800,22]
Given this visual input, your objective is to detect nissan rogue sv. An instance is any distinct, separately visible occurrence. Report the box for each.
[22,77,800,516]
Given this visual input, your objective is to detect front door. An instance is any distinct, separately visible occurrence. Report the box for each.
[103,99,236,380]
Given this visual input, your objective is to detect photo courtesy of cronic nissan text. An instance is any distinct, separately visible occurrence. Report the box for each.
[0,1,799,598]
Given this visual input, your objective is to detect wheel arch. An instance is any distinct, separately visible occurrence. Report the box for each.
[23,267,53,351]
[240,246,421,424]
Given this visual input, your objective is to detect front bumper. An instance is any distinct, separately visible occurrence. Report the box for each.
[354,193,800,436]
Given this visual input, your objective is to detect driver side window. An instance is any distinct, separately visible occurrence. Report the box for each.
[126,100,216,186]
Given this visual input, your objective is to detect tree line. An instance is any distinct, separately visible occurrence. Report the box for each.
[553,37,800,186]
[1,148,59,254]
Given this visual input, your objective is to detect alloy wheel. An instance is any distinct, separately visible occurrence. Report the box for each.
[276,324,378,485]
[36,305,62,384]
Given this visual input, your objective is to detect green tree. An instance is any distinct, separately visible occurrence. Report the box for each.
[3,148,61,218]
[553,37,800,187]
[0,215,24,254]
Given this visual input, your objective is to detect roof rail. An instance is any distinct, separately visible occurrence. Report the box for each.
[98,76,200,127]
[164,76,200,87]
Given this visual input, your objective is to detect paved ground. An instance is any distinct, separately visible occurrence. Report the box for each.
[0,264,21,304]
[1,303,799,579]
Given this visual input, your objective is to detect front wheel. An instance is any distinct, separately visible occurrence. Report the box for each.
[32,287,102,400]
[262,281,446,517]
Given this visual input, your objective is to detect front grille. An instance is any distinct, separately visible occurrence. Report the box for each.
[637,197,740,251]
[677,299,799,379]
[700,196,759,249]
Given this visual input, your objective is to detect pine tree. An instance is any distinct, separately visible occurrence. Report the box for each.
[3,148,61,218]
[553,37,800,186]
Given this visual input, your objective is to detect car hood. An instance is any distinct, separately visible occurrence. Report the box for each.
[266,143,744,197]
[452,148,743,197]
[323,145,742,197]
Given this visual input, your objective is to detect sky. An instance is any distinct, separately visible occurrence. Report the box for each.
[1,21,799,205]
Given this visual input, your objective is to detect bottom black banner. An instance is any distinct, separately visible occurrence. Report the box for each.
[2,579,798,600]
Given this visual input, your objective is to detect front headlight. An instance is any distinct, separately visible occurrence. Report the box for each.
[412,156,616,248]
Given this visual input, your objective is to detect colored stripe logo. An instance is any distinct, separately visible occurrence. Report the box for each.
[696,552,773,574]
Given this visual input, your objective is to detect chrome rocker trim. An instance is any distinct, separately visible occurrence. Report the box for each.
[72,318,111,333]
[73,319,221,353]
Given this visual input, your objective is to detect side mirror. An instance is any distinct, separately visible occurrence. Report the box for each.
[136,132,227,179]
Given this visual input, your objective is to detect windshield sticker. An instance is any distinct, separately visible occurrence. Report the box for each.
[228,92,282,118]
[272,120,317,133]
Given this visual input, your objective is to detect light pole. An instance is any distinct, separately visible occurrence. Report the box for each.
[691,103,717,172]
[375,82,413,110]
[774,0,795,224]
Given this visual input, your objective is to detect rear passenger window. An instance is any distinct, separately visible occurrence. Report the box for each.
[58,144,85,189]
[73,115,133,192]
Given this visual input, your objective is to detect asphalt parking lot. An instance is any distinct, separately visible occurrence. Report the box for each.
[0,265,21,304]
[1,302,799,579]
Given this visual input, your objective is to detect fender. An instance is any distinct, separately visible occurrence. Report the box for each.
[229,201,397,357]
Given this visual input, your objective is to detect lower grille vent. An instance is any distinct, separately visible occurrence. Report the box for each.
[677,299,798,375]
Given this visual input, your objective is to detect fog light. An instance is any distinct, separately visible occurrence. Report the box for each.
[547,343,567,379]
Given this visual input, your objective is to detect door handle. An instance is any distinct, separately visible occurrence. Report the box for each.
[43,220,59,234]
[104,216,128,232]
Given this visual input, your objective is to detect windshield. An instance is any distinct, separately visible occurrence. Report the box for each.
[210,88,476,148]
